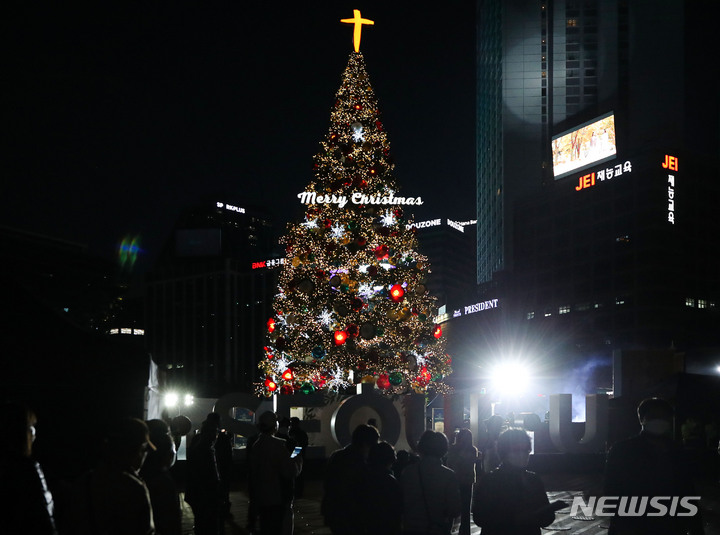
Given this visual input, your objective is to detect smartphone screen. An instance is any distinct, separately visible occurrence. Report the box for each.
[291,446,303,458]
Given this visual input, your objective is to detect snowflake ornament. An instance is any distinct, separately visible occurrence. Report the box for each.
[351,122,365,142]
[317,309,334,327]
[330,224,345,239]
[381,210,396,227]
[303,218,318,229]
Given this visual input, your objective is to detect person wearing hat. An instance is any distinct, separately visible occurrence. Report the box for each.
[249,411,303,535]
[75,417,156,535]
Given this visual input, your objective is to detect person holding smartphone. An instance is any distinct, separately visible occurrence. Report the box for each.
[249,412,303,535]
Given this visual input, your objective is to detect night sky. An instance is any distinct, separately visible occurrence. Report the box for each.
[4,1,476,268]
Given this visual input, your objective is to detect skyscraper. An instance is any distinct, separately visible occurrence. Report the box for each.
[475,0,719,372]
[145,199,281,395]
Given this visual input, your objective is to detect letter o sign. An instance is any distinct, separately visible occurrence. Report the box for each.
[213,392,262,438]
[330,392,401,446]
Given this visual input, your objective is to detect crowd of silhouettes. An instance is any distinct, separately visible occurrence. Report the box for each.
[3,398,717,535]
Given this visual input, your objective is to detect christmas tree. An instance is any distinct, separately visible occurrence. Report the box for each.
[258,14,451,397]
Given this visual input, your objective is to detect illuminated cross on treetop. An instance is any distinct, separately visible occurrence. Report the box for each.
[341,9,374,52]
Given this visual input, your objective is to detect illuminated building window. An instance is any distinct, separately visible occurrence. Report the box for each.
[698,299,707,309]
[615,297,625,306]
[544,312,552,317]
[527,311,535,320]
[685,298,695,308]
[567,19,578,27]
[710,302,716,309]
[559,306,570,314]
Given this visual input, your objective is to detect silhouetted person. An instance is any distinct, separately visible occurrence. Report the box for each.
[364,441,402,535]
[141,419,181,535]
[322,424,379,534]
[447,428,478,535]
[75,417,156,535]
[392,449,416,479]
[185,420,221,535]
[249,411,302,535]
[288,417,309,498]
[205,413,233,517]
[481,415,505,473]
[245,431,260,534]
[604,397,704,535]
[0,402,57,535]
[401,430,460,535]
[473,428,564,535]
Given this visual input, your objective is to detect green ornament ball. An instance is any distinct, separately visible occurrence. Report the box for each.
[300,382,316,395]
[388,371,403,386]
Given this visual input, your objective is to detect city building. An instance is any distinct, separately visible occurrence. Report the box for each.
[0,226,149,474]
[409,217,477,313]
[144,199,282,396]
[474,0,720,393]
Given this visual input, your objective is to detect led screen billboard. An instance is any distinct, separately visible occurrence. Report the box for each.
[552,112,617,179]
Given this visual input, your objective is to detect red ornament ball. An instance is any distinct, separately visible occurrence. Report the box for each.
[346,324,359,338]
[264,377,278,392]
[334,330,348,345]
[390,284,405,303]
[377,374,391,390]
[281,369,294,382]
[374,245,389,260]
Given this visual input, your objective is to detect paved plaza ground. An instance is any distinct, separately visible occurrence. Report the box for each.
[179,472,720,535]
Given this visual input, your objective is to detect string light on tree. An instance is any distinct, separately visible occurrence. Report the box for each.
[257,10,451,397]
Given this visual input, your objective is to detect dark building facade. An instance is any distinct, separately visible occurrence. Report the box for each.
[411,217,477,313]
[475,0,720,380]
[145,199,281,396]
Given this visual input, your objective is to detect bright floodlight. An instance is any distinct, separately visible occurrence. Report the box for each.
[490,362,531,397]
[184,393,194,407]
[164,392,179,408]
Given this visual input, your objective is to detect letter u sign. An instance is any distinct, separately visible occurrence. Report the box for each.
[549,394,608,453]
